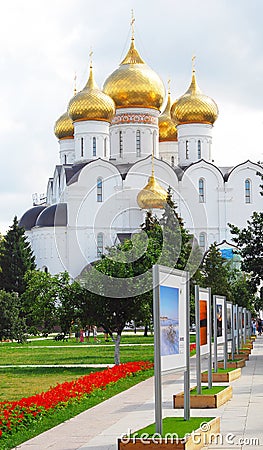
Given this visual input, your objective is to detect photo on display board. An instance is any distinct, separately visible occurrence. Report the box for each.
[160,285,179,356]
[200,299,208,346]
[216,304,223,337]
[227,304,232,335]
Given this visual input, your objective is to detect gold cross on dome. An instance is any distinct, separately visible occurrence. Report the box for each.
[89,48,93,67]
[192,54,196,72]
[74,72,77,96]
[131,9,135,39]
[168,78,171,94]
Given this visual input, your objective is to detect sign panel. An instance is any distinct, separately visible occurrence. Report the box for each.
[215,296,225,345]
[198,288,211,355]
[226,302,233,341]
[155,266,188,372]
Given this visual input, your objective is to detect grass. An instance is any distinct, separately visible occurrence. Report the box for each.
[1,368,154,450]
[0,334,154,401]
[190,385,229,395]
[202,367,235,374]
[0,334,154,366]
[131,416,215,438]
[0,367,104,401]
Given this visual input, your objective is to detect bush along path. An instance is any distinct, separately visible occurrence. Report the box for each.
[0,361,153,441]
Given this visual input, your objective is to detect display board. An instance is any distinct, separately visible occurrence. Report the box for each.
[198,288,211,356]
[226,302,233,341]
[214,296,225,345]
[154,265,188,372]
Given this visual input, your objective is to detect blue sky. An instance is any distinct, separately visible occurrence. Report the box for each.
[1,0,263,233]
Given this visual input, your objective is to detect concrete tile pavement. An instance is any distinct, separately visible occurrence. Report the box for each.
[14,337,263,450]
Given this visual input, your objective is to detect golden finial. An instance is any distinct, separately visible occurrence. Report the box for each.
[192,55,196,73]
[168,78,171,95]
[73,72,77,96]
[89,47,93,68]
[131,9,135,40]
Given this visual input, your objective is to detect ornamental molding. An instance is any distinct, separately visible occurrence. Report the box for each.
[111,113,158,126]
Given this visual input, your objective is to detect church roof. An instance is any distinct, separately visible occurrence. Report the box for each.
[19,205,46,231]
[36,203,67,227]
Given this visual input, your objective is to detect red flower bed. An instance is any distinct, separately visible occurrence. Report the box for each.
[190,343,196,352]
[0,361,153,438]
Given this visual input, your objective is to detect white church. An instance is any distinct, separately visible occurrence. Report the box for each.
[19,26,262,279]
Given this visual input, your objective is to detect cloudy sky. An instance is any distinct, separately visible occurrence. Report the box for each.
[0,0,263,233]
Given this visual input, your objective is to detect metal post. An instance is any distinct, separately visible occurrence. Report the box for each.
[244,308,247,345]
[223,298,228,369]
[184,272,190,420]
[195,285,201,394]
[153,265,162,435]
[231,303,235,360]
[213,295,218,372]
[237,307,240,354]
[207,288,212,389]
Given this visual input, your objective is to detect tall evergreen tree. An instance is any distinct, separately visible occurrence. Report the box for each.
[0,216,35,294]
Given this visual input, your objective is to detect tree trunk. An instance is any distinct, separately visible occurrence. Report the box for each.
[144,324,148,337]
[114,333,121,365]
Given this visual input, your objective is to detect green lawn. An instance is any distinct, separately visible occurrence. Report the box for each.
[0,333,154,401]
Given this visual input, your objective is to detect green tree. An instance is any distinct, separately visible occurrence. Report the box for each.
[229,212,263,291]
[0,290,26,342]
[229,268,256,312]
[0,217,35,294]
[201,243,233,300]
[22,270,81,335]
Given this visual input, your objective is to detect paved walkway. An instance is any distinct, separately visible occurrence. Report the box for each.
[15,337,263,450]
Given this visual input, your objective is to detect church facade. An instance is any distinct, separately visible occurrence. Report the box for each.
[19,30,262,279]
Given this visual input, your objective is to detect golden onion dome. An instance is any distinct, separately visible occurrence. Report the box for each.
[137,164,167,210]
[159,91,178,142]
[171,69,219,125]
[68,65,115,123]
[103,37,165,110]
[54,111,74,140]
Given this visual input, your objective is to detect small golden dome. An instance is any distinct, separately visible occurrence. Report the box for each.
[159,91,178,142]
[54,112,74,140]
[137,166,167,210]
[171,69,218,125]
[68,65,115,123]
[103,38,165,110]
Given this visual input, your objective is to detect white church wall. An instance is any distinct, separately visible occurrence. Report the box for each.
[179,162,225,248]
[159,141,178,167]
[225,161,262,242]
[30,227,67,275]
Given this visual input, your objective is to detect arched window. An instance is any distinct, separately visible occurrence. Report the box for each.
[97,177,103,202]
[199,178,205,202]
[136,130,141,157]
[80,137,84,157]
[171,155,175,167]
[186,140,189,159]
[43,266,48,273]
[64,154,67,165]
[93,137,97,156]
[197,140,201,159]
[199,233,206,250]
[119,131,123,157]
[245,179,251,203]
[104,138,107,157]
[97,233,103,257]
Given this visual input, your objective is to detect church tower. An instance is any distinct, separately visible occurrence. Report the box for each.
[158,83,178,167]
[68,56,115,163]
[103,14,165,164]
[171,58,218,167]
